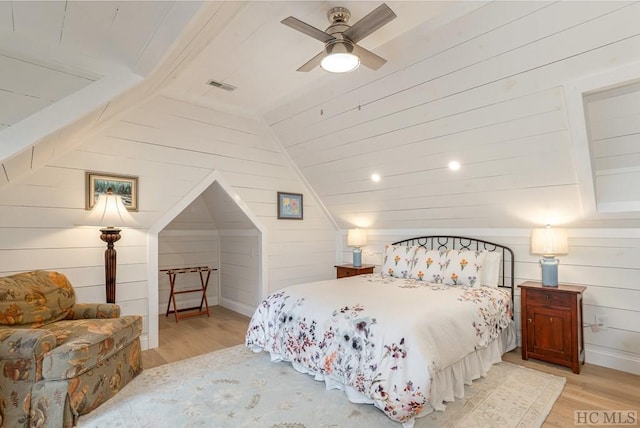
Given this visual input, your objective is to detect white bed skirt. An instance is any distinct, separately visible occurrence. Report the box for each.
[276,321,517,427]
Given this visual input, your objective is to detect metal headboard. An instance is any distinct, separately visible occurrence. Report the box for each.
[391,236,515,314]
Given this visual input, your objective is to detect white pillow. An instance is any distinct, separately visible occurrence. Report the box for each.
[382,244,418,278]
[442,250,483,287]
[409,248,445,283]
[480,251,502,287]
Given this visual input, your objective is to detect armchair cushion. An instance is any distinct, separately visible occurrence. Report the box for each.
[42,316,142,380]
[0,271,75,328]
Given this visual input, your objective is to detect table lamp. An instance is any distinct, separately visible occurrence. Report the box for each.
[347,228,367,267]
[531,225,568,287]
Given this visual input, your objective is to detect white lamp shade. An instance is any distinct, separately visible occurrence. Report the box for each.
[86,193,136,227]
[347,228,367,247]
[531,227,568,256]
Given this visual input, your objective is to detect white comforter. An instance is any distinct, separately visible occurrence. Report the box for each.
[245,274,513,424]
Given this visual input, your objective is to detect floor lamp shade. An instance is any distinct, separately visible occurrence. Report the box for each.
[347,228,367,267]
[531,226,568,287]
[87,190,135,303]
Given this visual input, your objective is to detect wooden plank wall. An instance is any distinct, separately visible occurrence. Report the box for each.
[219,231,261,317]
[158,230,219,315]
[265,1,640,229]
[338,230,640,375]
[0,94,338,348]
[0,227,149,338]
[585,82,640,210]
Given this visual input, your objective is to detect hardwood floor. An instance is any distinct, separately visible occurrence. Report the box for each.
[142,305,250,369]
[142,306,640,427]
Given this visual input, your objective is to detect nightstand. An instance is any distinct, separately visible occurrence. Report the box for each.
[518,281,586,374]
[335,264,375,279]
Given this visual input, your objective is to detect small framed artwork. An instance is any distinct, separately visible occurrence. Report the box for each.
[277,192,303,220]
[85,172,138,211]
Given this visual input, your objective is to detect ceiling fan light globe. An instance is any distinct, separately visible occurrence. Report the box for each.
[321,53,360,73]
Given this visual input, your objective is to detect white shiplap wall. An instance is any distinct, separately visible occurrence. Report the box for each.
[219,231,261,317]
[266,1,640,229]
[0,94,337,349]
[585,81,640,212]
[158,230,219,315]
[338,229,640,375]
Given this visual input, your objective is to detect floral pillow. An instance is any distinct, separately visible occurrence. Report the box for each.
[409,248,445,283]
[381,244,418,278]
[441,250,484,287]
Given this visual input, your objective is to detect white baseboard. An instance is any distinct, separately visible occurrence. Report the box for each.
[514,333,638,375]
[586,346,640,375]
[220,297,255,318]
[140,333,149,351]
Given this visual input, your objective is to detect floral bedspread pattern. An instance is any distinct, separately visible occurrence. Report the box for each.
[246,275,512,424]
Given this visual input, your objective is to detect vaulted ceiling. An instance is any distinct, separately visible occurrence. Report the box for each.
[3,1,640,229]
[0,0,204,179]
[0,1,481,175]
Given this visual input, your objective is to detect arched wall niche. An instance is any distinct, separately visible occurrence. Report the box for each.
[146,170,267,349]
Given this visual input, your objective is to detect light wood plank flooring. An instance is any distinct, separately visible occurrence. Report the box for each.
[142,306,250,369]
[142,306,640,427]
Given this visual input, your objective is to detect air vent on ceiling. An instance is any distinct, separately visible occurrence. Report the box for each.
[207,79,236,92]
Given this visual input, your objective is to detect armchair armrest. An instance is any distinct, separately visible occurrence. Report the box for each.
[0,327,56,360]
[66,303,121,320]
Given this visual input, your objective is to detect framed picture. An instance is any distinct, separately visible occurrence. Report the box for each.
[277,192,303,220]
[85,172,138,211]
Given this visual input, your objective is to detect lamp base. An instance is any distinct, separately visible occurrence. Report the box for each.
[100,227,121,304]
[352,248,362,267]
[540,256,559,287]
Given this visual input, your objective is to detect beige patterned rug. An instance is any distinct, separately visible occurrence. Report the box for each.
[78,345,565,428]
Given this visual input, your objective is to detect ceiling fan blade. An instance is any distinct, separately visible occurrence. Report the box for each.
[343,3,396,43]
[281,16,336,43]
[352,44,387,70]
[297,51,325,72]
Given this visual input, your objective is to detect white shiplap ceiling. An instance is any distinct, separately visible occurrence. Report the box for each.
[0,1,201,127]
[0,0,203,169]
[161,1,479,114]
[0,1,479,186]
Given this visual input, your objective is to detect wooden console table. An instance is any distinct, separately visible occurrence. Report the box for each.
[160,266,217,322]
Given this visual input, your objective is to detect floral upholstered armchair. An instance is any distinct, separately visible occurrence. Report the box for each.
[0,271,143,427]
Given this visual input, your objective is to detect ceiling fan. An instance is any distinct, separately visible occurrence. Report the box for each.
[281,3,397,73]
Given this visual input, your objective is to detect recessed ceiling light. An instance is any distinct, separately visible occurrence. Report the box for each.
[448,161,461,171]
[371,173,381,182]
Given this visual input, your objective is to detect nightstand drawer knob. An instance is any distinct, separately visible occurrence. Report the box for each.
[528,318,532,323]
[544,295,550,300]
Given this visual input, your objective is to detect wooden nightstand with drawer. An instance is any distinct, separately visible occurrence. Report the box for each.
[335,264,375,279]
[518,281,586,374]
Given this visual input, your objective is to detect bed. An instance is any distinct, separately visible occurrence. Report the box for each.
[246,236,516,427]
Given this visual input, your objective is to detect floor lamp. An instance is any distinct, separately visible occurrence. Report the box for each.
[87,189,135,303]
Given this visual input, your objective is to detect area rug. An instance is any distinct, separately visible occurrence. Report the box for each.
[78,345,565,428]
